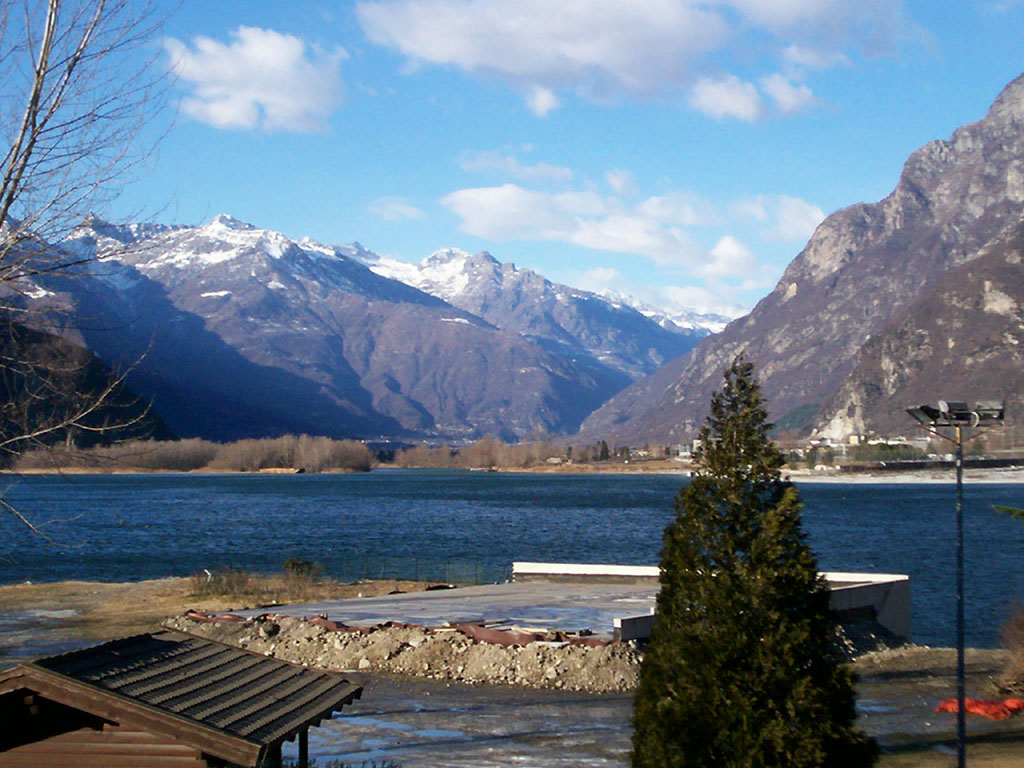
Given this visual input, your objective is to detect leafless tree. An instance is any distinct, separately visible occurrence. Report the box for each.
[0,0,168,516]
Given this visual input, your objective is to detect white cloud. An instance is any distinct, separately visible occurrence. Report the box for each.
[731,197,768,222]
[637,192,719,227]
[166,27,346,132]
[459,150,573,183]
[368,197,425,221]
[357,0,728,110]
[759,73,817,114]
[577,266,621,292]
[727,0,909,55]
[689,75,764,122]
[782,44,850,70]
[441,183,712,267]
[526,86,560,117]
[701,236,757,278]
[356,0,911,116]
[733,194,825,242]
[606,169,638,196]
[660,284,748,318]
[770,195,826,240]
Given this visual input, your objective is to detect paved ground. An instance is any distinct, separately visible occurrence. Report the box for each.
[236,582,657,638]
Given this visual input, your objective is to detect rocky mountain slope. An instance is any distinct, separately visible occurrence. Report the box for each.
[35,216,706,442]
[358,247,709,380]
[579,72,1024,445]
[817,225,1024,439]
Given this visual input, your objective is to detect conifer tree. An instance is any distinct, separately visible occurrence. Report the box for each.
[632,356,877,768]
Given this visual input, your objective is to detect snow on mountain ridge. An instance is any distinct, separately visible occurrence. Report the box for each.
[357,245,728,337]
[67,214,727,340]
[597,289,734,334]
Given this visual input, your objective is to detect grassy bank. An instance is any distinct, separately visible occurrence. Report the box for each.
[0,573,431,650]
[9,435,374,474]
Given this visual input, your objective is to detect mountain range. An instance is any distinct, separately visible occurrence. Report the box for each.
[580,72,1024,446]
[18,71,1024,448]
[28,217,718,441]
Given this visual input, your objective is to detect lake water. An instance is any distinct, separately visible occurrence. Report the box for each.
[2,470,1023,647]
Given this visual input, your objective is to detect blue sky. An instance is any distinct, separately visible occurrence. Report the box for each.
[115,1,1024,317]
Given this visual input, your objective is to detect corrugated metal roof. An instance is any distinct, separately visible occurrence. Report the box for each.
[27,630,361,751]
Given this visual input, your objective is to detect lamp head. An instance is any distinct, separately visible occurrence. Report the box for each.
[906,404,942,424]
[974,400,1005,423]
[906,400,1005,427]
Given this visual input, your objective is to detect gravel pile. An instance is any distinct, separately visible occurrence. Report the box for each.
[164,612,906,693]
[164,613,642,692]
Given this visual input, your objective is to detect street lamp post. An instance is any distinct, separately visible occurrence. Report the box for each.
[906,400,1005,768]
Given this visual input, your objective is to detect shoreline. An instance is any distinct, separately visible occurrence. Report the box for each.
[5,464,1024,483]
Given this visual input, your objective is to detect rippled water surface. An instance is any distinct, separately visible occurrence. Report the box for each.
[2,470,1023,646]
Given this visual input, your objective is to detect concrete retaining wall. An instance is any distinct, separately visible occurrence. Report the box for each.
[513,562,911,640]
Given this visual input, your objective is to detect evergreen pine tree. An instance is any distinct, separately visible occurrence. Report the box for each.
[632,356,877,768]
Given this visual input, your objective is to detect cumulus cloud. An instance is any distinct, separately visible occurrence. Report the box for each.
[660,284,748,318]
[759,73,817,114]
[700,236,758,278]
[689,75,764,121]
[356,0,911,116]
[526,86,560,117]
[368,196,425,221]
[636,193,719,227]
[459,150,573,183]
[727,0,909,55]
[769,195,826,240]
[441,183,712,267]
[606,169,638,196]
[782,44,850,70]
[733,194,825,241]
[357,1,726,99]
[166,26,346,132]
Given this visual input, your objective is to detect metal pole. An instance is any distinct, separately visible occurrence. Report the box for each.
[955,425,966,768]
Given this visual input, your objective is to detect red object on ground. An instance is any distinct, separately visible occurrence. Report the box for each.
[935,697,1024,720]
[184,609,246,624]
[1004,697,1024,713]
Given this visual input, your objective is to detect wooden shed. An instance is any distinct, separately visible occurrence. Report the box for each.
[0,630,362,767]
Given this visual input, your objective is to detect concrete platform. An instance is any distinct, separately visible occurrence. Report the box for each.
[235,562,911,642]
[237,581,655,640]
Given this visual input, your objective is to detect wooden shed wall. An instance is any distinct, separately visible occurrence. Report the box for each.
[0,721,209,768]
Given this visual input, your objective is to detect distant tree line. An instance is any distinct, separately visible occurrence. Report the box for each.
[391,437,682,469]
[13,434,374,473]
[392,437,562,469]
[13,432,689,474]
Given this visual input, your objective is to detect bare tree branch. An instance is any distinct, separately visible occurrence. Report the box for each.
[0,0,171,529]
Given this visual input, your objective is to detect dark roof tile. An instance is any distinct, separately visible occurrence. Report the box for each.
[29,629,361,750]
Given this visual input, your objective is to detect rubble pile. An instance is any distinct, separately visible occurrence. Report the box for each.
[164,612,642,692]
[164,611,906,693]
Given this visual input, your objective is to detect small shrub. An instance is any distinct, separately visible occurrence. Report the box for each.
[1001,605,1024,691]
[283,557,322,582]
[190,566,250,597]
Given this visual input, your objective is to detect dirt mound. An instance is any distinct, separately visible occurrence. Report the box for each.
[164,612,904,693]
[165,613,639,692]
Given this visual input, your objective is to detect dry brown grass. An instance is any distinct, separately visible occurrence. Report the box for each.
[0,575,430,646]
[1002,606,1024,692]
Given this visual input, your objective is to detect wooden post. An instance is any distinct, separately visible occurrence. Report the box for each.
[266,742,282,768]
[299,728,309,768]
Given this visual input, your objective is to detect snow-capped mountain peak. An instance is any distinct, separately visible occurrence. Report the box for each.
[424,247,474,266]
[206,213,256,232]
